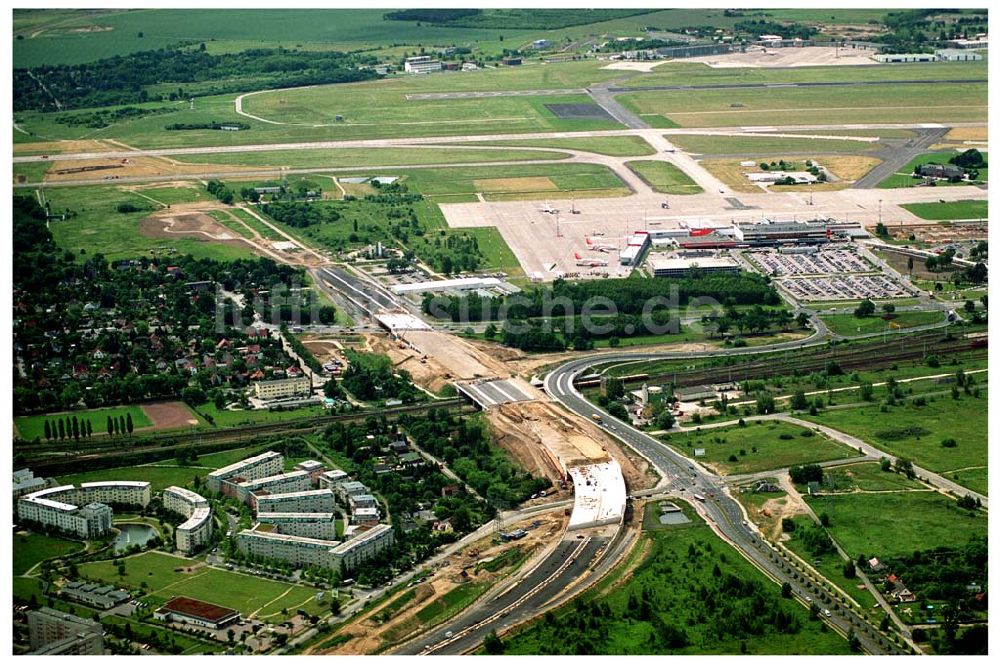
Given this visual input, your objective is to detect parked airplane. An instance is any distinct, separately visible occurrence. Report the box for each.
[540,203,559,214]
[574,252,608,267]
[585,236,618,252]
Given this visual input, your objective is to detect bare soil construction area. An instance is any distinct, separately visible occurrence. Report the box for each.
[399,330,511,382]
[139,210,248,245]
[315,512,565,655]
[140,401,201,430]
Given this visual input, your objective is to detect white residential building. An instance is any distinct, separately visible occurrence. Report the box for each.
[333,480,368,505]
[206,451,283,495]
[237,470,312,504]
[351,506,381,526]
[162,486,213,554]
[294,460,326,484]
[330,524,395,572]
[348,493,378,510]
[255,488,337,514]
[319,469,348,489]
[256,512,337,540]
[18,487,113,539]
[253,377,311,401]
[13,469,49,498]
[78,481,151,508]
[236,530,341,569]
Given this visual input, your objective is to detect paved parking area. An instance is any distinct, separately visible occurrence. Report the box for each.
[746,246,872,276]
[781,274,915,301]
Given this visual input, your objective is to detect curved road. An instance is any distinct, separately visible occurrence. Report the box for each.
[544,340,919,655]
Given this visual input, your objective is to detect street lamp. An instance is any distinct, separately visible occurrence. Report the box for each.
[878,199,883,226]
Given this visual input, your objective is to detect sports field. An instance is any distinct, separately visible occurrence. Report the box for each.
[901,200,988,221]
[660,420,860,476]
[802,389,988,480]
[804,490,986,559]
[625,160,703,194]
[15,404,152,441]
[78,551,326,619]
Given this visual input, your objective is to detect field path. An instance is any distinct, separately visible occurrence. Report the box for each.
[250,585,297,619]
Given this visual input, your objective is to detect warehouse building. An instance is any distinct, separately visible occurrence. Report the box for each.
[648,255,742,278]
[253,376,312,401]
[656,43,735,59]
[237,470,312,505]
[404,56,442,74]
[27,608,104,655]
[935,48,984,61]
[154,596,240,630]
[206,451,283,495]
[163,486,213,554]
[256,512,337,540]
[872,52,937,63]
[946,37,988,49]
[256,488,337,514]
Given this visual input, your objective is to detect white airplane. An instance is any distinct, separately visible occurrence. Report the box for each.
[574,252,608,267]
[585,236,618,252]
[540,203,558,214]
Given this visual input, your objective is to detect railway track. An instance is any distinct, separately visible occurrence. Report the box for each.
[19,399,471,471]
[578,332,983,389]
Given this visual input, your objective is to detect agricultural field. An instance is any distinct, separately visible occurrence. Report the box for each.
[668,133,879,156]
[625,160,703,194]
[819,310,946,337]
[12,532,85,576]
[471,135,655,157]
[502,514,851,654]
[617,82,987,128]
[77,551,327,619]
[803,490,987,559]
[15,404,152,441]
[878,151,989,189]
[660,421,860,476]
[901,200,988,221]
[802,389,988,482]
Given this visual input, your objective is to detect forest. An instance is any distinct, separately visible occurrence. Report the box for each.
[14,47,379,112]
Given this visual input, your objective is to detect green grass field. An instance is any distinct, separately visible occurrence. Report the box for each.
[947,466,988,497]
[177,146,569,169]
[821,462,925,492]
[819,310,946,337]
[617,82,987,128]
[15,404,153,441]
[13,161,52,184]
[13,532,85,575]
[35,185,255,262]
[230,208,283,239]
[900,200,988,221]
[78,551,325,618]
[57,463,209,492]
[471,135,655,157]
[414,582,491,626]
[804,490,987,559]
[661,421,860,476]
[803,389,987,480]
[625,160,703,194]
[668,133,878,156]
[193,402,328,428]
[132,185,211,206]
[503,518,850,654]
[877,151,988,189]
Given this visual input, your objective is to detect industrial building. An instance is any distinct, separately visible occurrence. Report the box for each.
[656,43,735,59]
[390,276,520,296]
[237,470,312,505]
[619,231,651,266]
[648,255,741,278]
[60,581,130,610]
[255,488,337,514]
[17,486,114,538]
[163,486,213,554]
[946,37,988,49]
[747,171,818,185]
[253,376,312,401]
[935,48,984,61]
[27,608,104,655]
[256,512,338,540]
[872,53,937,63]
[154,596,241,630]
[404,56,442,74]
[206,451,283,495]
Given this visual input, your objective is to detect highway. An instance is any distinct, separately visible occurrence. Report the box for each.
[545,347,908,655]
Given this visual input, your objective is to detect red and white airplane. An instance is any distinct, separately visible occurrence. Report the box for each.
[585,236,618,252]
[575,252,608,267]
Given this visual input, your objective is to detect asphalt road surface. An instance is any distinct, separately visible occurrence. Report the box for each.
[545,346,909,655]
[397,537,608,655]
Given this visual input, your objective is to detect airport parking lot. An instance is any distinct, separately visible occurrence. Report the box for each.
[780,274,914,301]
[746,247,872,276]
